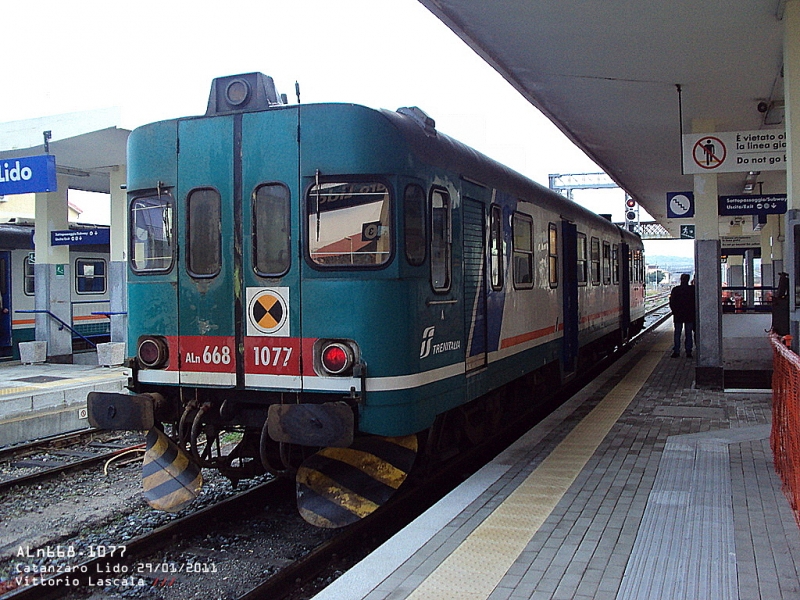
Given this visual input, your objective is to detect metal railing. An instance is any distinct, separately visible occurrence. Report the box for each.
[15,309,99,349]
[721,285,777,312]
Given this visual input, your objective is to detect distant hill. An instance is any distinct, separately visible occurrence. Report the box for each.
[646,255,695,273]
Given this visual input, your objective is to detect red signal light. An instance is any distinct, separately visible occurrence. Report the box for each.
[625,198,636,208]
[320,343,353,375]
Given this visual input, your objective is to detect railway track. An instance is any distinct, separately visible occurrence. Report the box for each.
[1,305,671,600]
[0,431,145,493]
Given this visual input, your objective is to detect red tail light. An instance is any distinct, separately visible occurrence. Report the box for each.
[320,342,354,375]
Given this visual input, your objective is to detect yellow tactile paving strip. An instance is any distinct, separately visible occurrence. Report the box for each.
[406,333,671,600]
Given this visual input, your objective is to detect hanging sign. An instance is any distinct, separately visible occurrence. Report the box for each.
[682,130,786,174]
[666,192,694,218]
[51,229,110,246]
[718,194,787,216]
[0,155,57,195]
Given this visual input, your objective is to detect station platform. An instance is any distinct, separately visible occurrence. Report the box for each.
[0,359,128,447]
[313,323,800,600]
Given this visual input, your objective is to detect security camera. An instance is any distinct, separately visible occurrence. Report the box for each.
[757,101,770,113]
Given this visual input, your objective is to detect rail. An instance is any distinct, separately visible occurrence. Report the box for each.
[14,309,98,349]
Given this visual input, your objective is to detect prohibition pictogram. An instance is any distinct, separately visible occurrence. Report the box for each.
[692,136,726,170]
[248,289,288,334]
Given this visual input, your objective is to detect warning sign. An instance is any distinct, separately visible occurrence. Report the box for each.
[683,129,786,174]
[691,136,726,170]
[247,287,290,336]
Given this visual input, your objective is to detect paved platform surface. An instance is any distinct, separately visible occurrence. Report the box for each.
[0,360,129,447]
[313,324,800,600]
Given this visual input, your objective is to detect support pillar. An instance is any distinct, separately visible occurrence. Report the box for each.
[693,121,723,388]
[34,174,72,362]
[785,0,800,350]
[109,166,127,349]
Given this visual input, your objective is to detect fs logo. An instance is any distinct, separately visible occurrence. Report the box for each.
[420,326,435,359]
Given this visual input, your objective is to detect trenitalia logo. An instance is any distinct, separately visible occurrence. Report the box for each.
[0,155,57,195]
[419,326,435,359]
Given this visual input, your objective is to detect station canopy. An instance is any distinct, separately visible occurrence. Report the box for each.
[0,108,129,195]
[418,1,786,236]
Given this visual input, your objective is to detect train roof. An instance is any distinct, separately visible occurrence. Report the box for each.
[379,107,641,246]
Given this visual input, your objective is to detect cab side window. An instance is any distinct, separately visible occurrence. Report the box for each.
[404,184,426,266]
[430,188,451,291]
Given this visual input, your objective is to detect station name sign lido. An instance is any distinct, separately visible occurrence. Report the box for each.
[0,155,57,195]
[682,129,786,174]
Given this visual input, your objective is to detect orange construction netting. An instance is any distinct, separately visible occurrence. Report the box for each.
[770,332,800,529]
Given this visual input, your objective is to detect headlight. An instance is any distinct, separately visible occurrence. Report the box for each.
[137,336,169,369]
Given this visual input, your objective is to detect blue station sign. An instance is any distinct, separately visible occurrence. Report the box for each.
[718,194,787,216]
[51,229,110,247]
[0,155,57,195]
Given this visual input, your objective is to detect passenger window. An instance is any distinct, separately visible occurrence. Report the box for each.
[308,181,391,267]
[253,183,290,277]
[490,204,504,290]
[577,233,587,286]
[512,213,533,289]
[130,194,174,273]
[187,188,221,277]
[548,223,558,288]
[23,255,35,295]
[602,241,611,284]
[430,188,451,291]
[404,184,426,266]
[76,259,107,294]
[612,244,619,284]
[591,237,600,285]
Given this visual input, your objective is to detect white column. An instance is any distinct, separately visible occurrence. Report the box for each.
[109,165,127,347]
[33,173,72,361]
[692,119,723,387]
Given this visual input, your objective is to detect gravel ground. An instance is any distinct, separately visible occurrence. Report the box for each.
[0,441,312,599]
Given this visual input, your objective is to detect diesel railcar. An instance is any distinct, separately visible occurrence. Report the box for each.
[89,73,645,526]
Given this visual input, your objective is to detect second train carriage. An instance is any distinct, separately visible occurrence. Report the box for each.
[0,222,111,359]
[89,73,645,526]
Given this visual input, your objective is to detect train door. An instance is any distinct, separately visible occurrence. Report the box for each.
[176,116,238,387]
[240,110,301,389]
[0,251,10,350]
[561,221,579,372]
[620,242,631,340]
[463,197,487,372]
[176,110,301,389]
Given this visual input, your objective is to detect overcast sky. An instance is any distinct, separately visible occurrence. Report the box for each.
[1,0,692,257]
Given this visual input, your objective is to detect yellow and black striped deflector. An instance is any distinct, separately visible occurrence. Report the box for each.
[142,428,203,513]
[297,435,418,528]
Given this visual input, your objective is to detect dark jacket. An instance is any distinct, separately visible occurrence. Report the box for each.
[669,282,695,323]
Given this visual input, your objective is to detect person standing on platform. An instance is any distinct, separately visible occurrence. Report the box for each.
[669,273,695,358]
